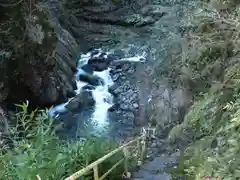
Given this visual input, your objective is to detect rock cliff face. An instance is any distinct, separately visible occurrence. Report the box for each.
[0,0,193,141]
[0,1,79,108]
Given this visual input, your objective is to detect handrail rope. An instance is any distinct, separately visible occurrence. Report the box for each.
[64,127,155,180]
[64,135,145,180]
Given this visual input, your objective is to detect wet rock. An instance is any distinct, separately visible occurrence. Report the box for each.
[112,74,120,81]
[120,103,131,110]
[72,81,78,90]
[83,13,152,27]
[140,5,169,18]
[108,104,119,112]
[127,68,135,74]
[107,58,141,128]
[122,111,135,121]
[82,84,96,91]
[133,103,139,109]
[65,90,95,112]
[88,55,110,71]
[108,84,120,95]
[79,74,104,86]
[135,16,156,27]
[91,49,101,57]
[66,91,76,99]
[81,64,94,74]
[108,53,123,61]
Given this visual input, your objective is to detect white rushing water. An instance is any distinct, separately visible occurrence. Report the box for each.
[49,49,114,129]
[48,48,146,132]
[91,68,114,127]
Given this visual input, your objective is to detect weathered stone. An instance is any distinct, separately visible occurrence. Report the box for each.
[82,85,96,91]
[0,3,79,107]
[65,90,95,112]
[108,84,120,95]
[112,74,120,81]
[79,74,104,86]
[88,56,110,71]
[81,64,94,74]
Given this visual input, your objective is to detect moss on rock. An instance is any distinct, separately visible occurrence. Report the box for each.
[167,2,240,179]
[0,1,79,107]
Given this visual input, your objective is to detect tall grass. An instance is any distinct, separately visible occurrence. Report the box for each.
[0,101,124,180]
[168,1,240,179]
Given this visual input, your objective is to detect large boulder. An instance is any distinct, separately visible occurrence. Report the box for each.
[0,2,79,107]
[88,53,111,71]
[65,90,95,112]
[79,74,104,86]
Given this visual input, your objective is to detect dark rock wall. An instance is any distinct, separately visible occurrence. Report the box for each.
[0,1,79,107]
[0,0,193,140]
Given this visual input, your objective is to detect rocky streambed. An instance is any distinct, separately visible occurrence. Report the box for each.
[49,48,147,139]
[0,0,199,179]
[45,1,198,178]
[1,0,195,155]
[46,0,194,141]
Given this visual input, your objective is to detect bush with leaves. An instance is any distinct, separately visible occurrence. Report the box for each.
[167,2,240,179]
[0,101,126,180]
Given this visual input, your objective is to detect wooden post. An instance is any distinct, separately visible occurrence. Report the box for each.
[137,138,140,157]
[64,138,141,180]
[140,136,146,162]
[137,138,142,166]
[123,147,129,178]
[93,166,99,180]
[152,128,156,138]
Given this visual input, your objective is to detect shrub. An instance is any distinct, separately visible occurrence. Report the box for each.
[0,101,124,180]
[169,2,240,179]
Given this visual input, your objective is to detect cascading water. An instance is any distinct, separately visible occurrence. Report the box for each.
[49,47,146,138]
[49,49,114,132]
[91,69,114,127]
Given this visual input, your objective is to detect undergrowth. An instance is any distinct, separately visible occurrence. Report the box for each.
[0,101,124,180]
[167,1,240,179]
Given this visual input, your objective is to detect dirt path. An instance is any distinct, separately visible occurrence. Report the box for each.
[131,137,181,180]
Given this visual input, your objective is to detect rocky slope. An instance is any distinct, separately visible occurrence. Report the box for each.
[0,0,82,148]
[0,0,205,179]
[0,1,79,108]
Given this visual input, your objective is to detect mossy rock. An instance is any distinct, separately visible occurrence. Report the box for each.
[0,2,79,107]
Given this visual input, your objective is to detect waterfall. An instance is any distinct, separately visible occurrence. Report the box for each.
[49,49,114,129]
[48,47,146,137]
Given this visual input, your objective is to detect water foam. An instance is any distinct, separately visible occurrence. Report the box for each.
[49,49,146,133]
[91,68,114,127]
[49,49,114,129]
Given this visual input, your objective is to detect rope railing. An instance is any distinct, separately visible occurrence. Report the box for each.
[64,127,155,180]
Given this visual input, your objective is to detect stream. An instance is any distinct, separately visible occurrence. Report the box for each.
[49,0,195,143]
[49,48,146,139]
[47,0,198,179]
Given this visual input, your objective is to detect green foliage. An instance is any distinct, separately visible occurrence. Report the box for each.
[172,95,240,179]
[0,102,123,180]
[168,3,240,179]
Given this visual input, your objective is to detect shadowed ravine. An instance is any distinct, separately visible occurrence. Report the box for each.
[48,0,195,179]
[2,0,240,179]
[50,0,194,139]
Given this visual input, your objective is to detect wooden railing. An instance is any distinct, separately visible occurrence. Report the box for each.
[64,127,155,180]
